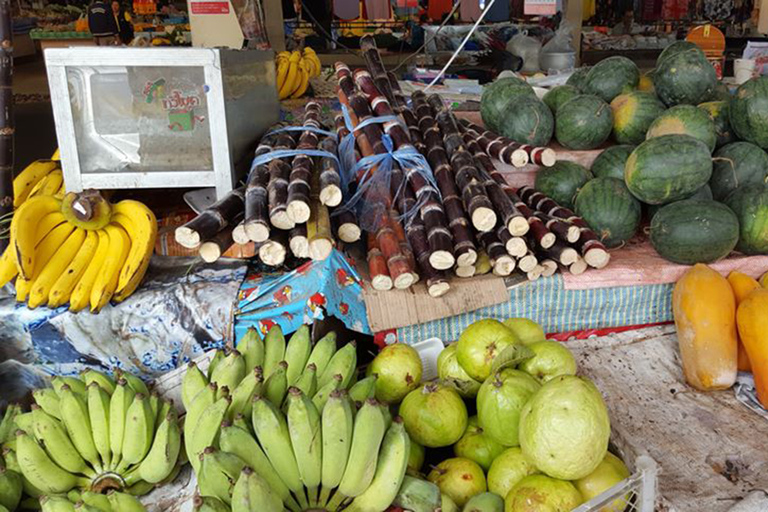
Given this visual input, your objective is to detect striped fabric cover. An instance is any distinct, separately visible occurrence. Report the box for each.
[394,275,674,344]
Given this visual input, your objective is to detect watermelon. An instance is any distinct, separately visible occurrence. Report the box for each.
[730,76,768,149]
[566,67,590,91]
[575,177,641,248]
[534,161,592,210]
[710,142,768,201]
[582,56,640,103]
[555,95,613,150]
[647,184,713,220]
[624,134,713,205]
[650,199,739,264]
[591,145,635,180]
[657,41,699,65]
[698,100,734,148]
[497,96,554,147]
[654,47,717,107]
[610,91,666,145]
[543,85,580,113]
[705,81,732,102]
[480,77,537,133]
[638,71,655,93]
[725,185,768,255]
[645,104,717,152]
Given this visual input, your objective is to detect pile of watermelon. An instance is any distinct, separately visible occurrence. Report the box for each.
[480,41,768,264]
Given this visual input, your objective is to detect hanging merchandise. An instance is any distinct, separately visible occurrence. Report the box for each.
[661,0,690,20]
[461,0,482,21]
[365,0,392,19]
[333,0,360,20]
[582,0,596,20]
[428,0,452,21]
[486,0,511,22]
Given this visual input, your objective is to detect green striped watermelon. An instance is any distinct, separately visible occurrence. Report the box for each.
[534,161,592,210]
[647,184,713,220]
[543,85,580,113]
[725,185,768,255]
[497,97,554,147]
[654,46,717,106]
[698,100,734,148]
[591,145,635,180]
[555,95,613,150]
[566,67,590,91]
[610,91,666,145]
[650,199,739,264]
[646,105,717,152]
[625,134,713,205]
[657,41,699,65]
[710,142,768,201]
[480,77,537,133]
[575,177,641,248]
[730,76,768,149]
[582,56,640,103]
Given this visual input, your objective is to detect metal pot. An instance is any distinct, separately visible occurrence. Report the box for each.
[540,51,576,72]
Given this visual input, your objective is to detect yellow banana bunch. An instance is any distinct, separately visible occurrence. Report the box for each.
[275,47,322,100]
[9,369,179,509]
[13,159,60,207]
[2,189,157,312]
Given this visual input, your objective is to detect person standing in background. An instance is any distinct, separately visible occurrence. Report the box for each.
[88,0,119,45]
[112,0,134,44]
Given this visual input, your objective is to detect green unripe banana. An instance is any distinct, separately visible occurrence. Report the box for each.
[263,325,286,378]
[284,325,311,386]
[306,332,337,377]
[231,467,283,512]
[238,327,265,372]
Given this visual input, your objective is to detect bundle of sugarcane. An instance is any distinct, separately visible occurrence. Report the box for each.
[458,118,558,168]
[175,102,356,266]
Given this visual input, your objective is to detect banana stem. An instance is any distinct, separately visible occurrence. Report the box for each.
[294,489,310,510]
[325,490,347,512]
[317,486,333,509]
[284,496,302,512]
[306,485,319,508]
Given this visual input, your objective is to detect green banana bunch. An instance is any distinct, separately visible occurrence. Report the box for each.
[39,490,147,511]
[348,375,378,404]
[210,350,246,393]
[284,325,311,386]
[295,363,318,397]
[182,362,208,410]
[193,494,230,512]
[318,341,357,390]
[228,366,264,420]
[312,374,343,411]
[0,463,22,511]
[286,387,322,505]
[231,467,283,512]
[264,361,289,406]
[238,327,265,372]
[197,447,245,505]
[263,325,287,378]
[318,389,354,507]
[32,389,61,419]
[306,332,337,377]
[134,411,181,484]
[186,396,231,470]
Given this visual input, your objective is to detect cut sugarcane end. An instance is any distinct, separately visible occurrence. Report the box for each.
[259,241,287,266]
[506,237,528,257]
[245,222,270,243]
[540,259,558,277]
[540,232,557,249]
[319,186,343,207]
[429,250,456,271]
[427,281,451,297]
[232,222,250,245]
[527,265,544,281]
[270,211,295,231]
[492,256,515,276]
[560,247,579,266]
[174,227,200,248]
[585,248,610,269]
[338,224,362,243]
[456,248,478,268]
[371,275,393,291]
[287,201,311,224]
[199,242,223,263]
[540,148,557,167]
[393,272,415,290]
[511,149,529,168]
[518,254,538,273]
[569,257,588,275]
[290,237,309,259]
[508,216,530,237]
[455,265,476,278]
[309,239,333,261]
[567,226,581,243]
[471,208,497,232]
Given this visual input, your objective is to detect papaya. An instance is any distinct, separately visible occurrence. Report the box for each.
[673,264,738,391]
[761,272,768,288]
[727,271,761,372]
[736,289,768,408]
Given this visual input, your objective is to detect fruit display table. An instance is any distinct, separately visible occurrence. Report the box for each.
[568,325,768,512]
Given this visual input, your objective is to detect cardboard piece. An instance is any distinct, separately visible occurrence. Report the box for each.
[362,274,509,332]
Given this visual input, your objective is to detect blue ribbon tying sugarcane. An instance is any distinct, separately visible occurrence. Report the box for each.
[247,125,340,178]
[334,104,440,232]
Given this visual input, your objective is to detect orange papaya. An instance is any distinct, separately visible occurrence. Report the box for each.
[727,271,761,372]
[736,289,768,408]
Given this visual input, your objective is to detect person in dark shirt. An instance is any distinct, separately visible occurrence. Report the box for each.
[112,1,134,44]
[88,0,119,45]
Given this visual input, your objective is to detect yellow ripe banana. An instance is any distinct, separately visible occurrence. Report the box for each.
[0,246,18,288]
[40,170,63,197]
[10,195,62,279]
[48,229,98,308]
[36,211,68,243]
[111,201,157,301]
[13,160,58,207]
[55,182,66,200]
[276,58,290,91]
[20,220,77,303]
[15,277,30,302]
[278,52,302,100]
[290,68,310,99]
[69,229,109,312]
[28,228,87,309]
[90,223,131,313]
[51,148,60,160]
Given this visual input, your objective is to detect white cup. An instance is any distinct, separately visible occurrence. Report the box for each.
[735,58,756,84]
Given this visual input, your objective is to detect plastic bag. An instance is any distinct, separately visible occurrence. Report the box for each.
[540,22,577,72]
[507,32,542,73]
[542,21,575,54]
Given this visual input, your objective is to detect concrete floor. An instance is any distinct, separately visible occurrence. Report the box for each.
[13,59,58,173]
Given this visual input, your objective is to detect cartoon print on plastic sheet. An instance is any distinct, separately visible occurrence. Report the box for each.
[235,249,369,342]
[0,258,246,405]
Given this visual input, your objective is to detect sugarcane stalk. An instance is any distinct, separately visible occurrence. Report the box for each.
[286,102,322,224]
[175,187,245,248]
[497,224,529,258]
[539,259,558,277]
[412,91,477,266]
[367,232,393,291]
[527,266,543,281]
[307,198,333,261]
[515,202,556,250]
[389,210,419,284]
[333,209,362,244]
[455,265,476,278]
[0,0,12,249]
[244,127,284,242]
[459,118,557,167]
[540,240,578,266]
[258,229,288,267]
[477,229,515,276]
[199,223,237,263]
[518,250,538,273]
[289,223,309,258]
[569,256,588,275]
[318,136,343,207]
[232,220,250,245]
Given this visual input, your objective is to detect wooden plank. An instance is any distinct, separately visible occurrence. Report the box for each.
[567,326,768,512]
[362,273,509,332]
[263,0,285,52]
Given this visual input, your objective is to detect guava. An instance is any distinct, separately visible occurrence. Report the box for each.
[518,341,577,383]
[408,439,426,475]
[438,343,483,398]
[400,382,468,448]
[504,474,583,512]
[368,343,423,404]
[503,318,546,345]
[463,492,505,512]
[477,369,541,447]
[457,319,520,382]
[427,457,487,507]
[454,416,507,471]
[519,375,610,480]
[574,452,630,512]
[441,493,460,512]
[487,447,539,500]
